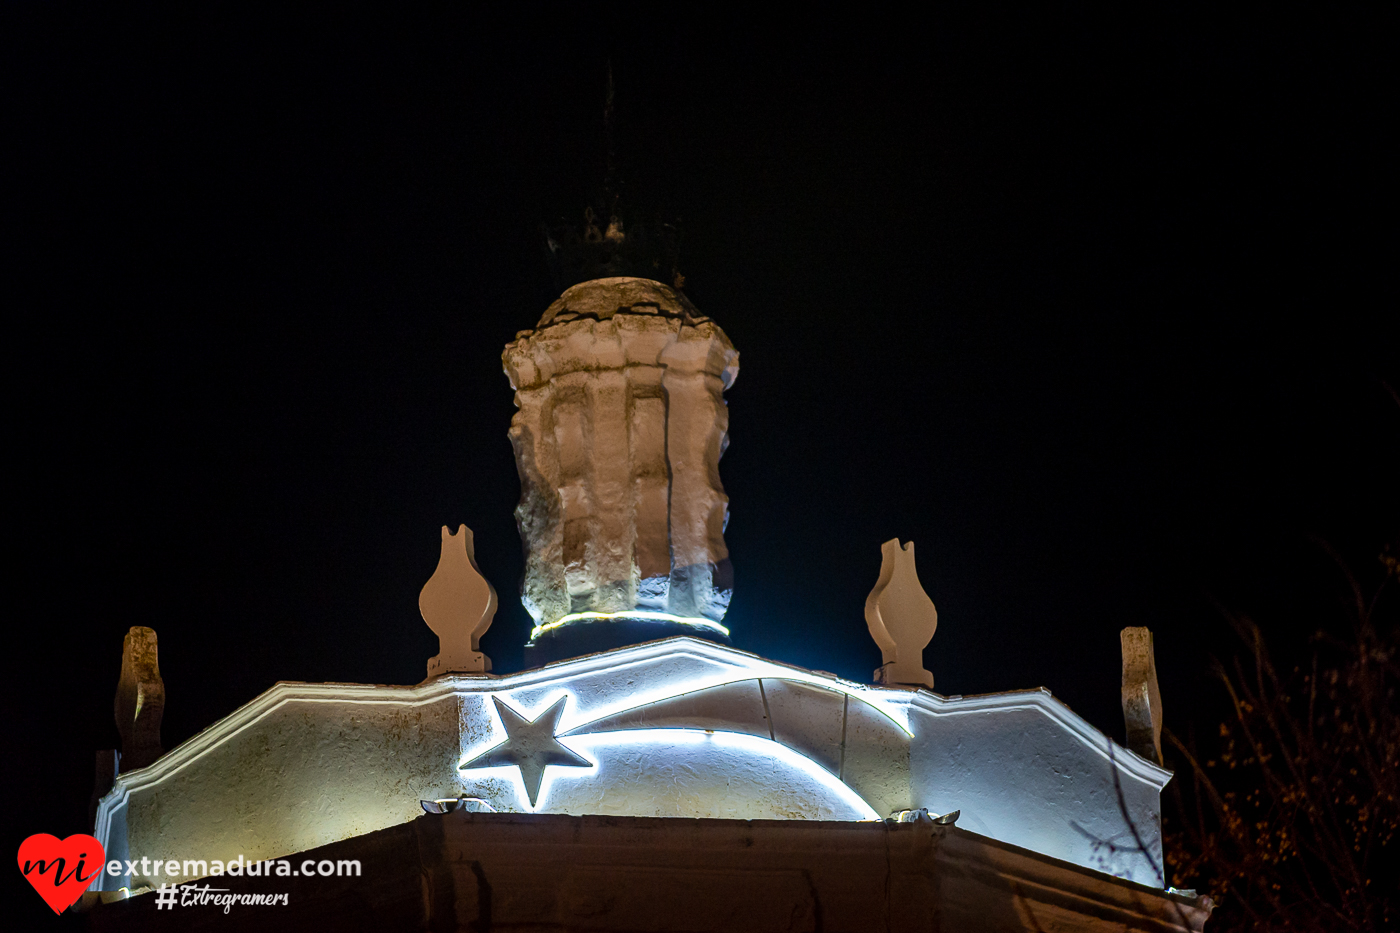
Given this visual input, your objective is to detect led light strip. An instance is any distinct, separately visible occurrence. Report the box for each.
[514,728,880,820]
[530,610,731,642]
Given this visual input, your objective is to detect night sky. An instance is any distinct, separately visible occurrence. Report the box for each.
[5,6,1396,915]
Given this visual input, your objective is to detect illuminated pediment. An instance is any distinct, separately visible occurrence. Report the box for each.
[94,637,1169,893]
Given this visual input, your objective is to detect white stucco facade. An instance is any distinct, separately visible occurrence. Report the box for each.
[94,637,1170,893]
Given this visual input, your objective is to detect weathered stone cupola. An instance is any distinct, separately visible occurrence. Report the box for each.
[504,275,738,664]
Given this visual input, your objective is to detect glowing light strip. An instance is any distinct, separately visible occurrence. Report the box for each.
[493,644,910,734]
[486,664,913,739]
[458,688,887,820]
[530,610,730,642]
[707,731,880,821]
[525,729,880,820]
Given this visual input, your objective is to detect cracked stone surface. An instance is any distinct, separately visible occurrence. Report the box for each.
[503,277,738,629]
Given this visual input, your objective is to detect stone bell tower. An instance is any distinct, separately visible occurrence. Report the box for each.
[503,275,738,663]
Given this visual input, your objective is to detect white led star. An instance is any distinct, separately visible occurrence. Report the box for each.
[460,695,591,806]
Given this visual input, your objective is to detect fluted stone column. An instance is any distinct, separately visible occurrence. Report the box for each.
[503,277,738,658]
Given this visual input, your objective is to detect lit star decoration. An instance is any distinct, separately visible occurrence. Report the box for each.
[460,695,591,806]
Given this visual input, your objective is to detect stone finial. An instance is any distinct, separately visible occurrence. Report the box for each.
[865,539,937,689]
[1121,627,1163,765]
[114,626,164,770]
[420,525,497,678]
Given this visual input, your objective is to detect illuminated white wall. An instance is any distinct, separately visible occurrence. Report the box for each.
[93,637,1169,892]
[908,692,1168,886]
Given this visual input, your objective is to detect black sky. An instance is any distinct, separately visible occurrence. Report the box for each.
[4,5,1396,906]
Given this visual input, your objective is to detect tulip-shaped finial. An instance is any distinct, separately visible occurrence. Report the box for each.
[865,539,937,689]
[420,525,497,677]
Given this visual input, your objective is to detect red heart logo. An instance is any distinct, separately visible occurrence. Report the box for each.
[18,833,106,914]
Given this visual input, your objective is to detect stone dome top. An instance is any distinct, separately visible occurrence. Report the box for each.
[532,277,707,331]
